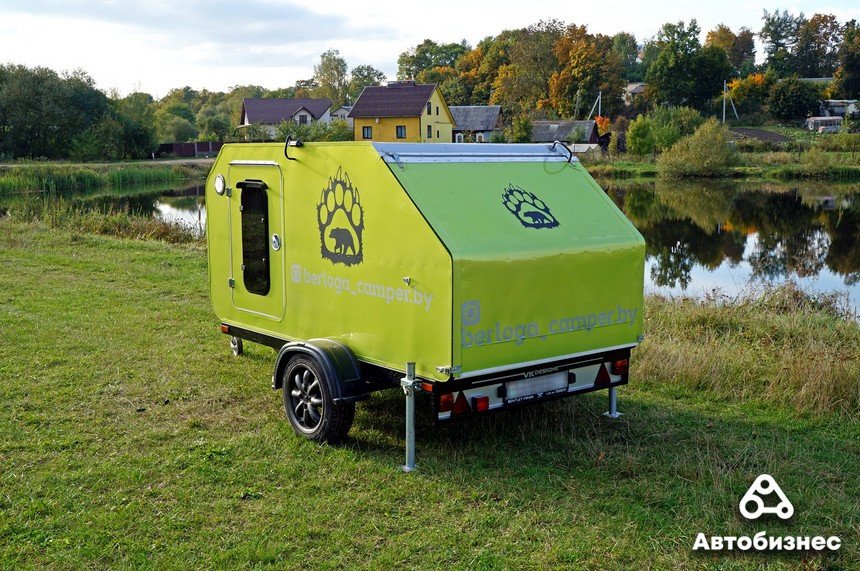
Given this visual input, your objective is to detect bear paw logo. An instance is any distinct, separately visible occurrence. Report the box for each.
[317,168,364,266]
[501,184,559,229]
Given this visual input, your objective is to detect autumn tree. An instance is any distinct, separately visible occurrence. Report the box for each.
[794,14,843,77]
[454,31,517,104]
[705,24,736,56]
[547,26,624,118]
[732,28,756,75]
[705,24,756,75]
[728,70,777,112]
[490,20,565,115]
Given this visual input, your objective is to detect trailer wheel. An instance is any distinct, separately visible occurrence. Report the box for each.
[230,336,243,356]
[282,355,354,443]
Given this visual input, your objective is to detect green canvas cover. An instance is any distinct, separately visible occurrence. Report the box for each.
[377,143,645,377]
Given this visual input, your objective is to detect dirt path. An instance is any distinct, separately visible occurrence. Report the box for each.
[730,127,792,143]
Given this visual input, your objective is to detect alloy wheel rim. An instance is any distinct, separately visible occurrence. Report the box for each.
[288,365,324,431]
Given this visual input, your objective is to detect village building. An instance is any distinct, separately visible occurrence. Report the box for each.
[239,98,333,137]
[449,105,502,143]
[531,120,599,144]
[348,81,454,143]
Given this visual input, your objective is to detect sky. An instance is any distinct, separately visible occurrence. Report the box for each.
[1,0,858,99]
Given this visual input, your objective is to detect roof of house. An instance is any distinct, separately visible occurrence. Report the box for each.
[531,120,597,143]
[449,105,502,132]
[348,82,437,118]
[242,98,332,124]
[626,83,646,95]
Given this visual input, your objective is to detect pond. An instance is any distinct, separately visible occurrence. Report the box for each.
[598,178,859,313]
[5,177,859,312]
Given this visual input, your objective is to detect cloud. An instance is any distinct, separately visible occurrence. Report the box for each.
[0,0,395,51]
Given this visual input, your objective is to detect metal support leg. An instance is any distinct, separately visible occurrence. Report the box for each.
[603,386,622,419]
[401,362,417,472]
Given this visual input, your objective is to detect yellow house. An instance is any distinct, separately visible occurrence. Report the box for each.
[348,81,455,143]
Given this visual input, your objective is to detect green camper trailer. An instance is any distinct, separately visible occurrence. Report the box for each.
[207,141,645,458]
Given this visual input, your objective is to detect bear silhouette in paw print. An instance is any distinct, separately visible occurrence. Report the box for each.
[501,184,559,229]
[317,168,364,266]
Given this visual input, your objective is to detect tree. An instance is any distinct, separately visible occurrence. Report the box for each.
[705,24,736,56]
[645,20,701,106]
[397,39,469,80]
[794,14,843,77]
[196,106,231,142]
[70,116,125,161]
[626,115,656,155]
[646,20,731,109]
[454,31,518,104]
[154,102,196,142]
[706,24,756,75]
[689,45,733,107]
[113,92,157,158]
[612,32,643,81]
[490,20,565,114]
[760,9,804,75]
[312,49,348,108]
[768,77,821,119]
[728,71,778,112]
[347,65,386,104]
[0,64,109,158]
[656,119,738,178]
[732,28,757,75]
[505,114,532,143]
[547,26,625,118]
[832,20,860,98]
[293,79,318,99]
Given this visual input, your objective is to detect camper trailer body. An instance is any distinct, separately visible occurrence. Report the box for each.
[207,142,645,442]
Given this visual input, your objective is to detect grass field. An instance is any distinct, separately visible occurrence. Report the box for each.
[0,221,857,569]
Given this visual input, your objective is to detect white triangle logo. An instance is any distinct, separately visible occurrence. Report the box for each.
[739,474,794,520]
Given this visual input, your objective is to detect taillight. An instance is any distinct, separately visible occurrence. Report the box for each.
[439,393,455,413]
[471,395,489,412]
[220,324,230,334]
[451,392,471,416]
[611,359,629,376]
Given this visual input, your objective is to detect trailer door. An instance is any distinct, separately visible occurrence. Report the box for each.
[227,161,286,321]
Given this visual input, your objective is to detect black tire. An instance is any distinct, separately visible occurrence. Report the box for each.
[282,355,354,444]
[230,336,243,356]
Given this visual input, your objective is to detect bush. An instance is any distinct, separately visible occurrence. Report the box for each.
[656,119,739,177]
[768,78,821,120]
[626,115,656,155]
[728,71,777,113]
[815,132,860,153]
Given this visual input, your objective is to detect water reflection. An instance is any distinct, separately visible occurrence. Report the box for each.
[602,178,860,309]
[155,185,206,238]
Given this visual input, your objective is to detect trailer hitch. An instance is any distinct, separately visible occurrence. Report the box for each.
[284,136,303,161]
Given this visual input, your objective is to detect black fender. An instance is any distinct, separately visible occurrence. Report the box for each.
[272,339,369,404]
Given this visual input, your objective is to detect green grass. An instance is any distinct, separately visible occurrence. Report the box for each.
[3,196,198,243]
[0,221,857,569]
[0,163,200,195]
